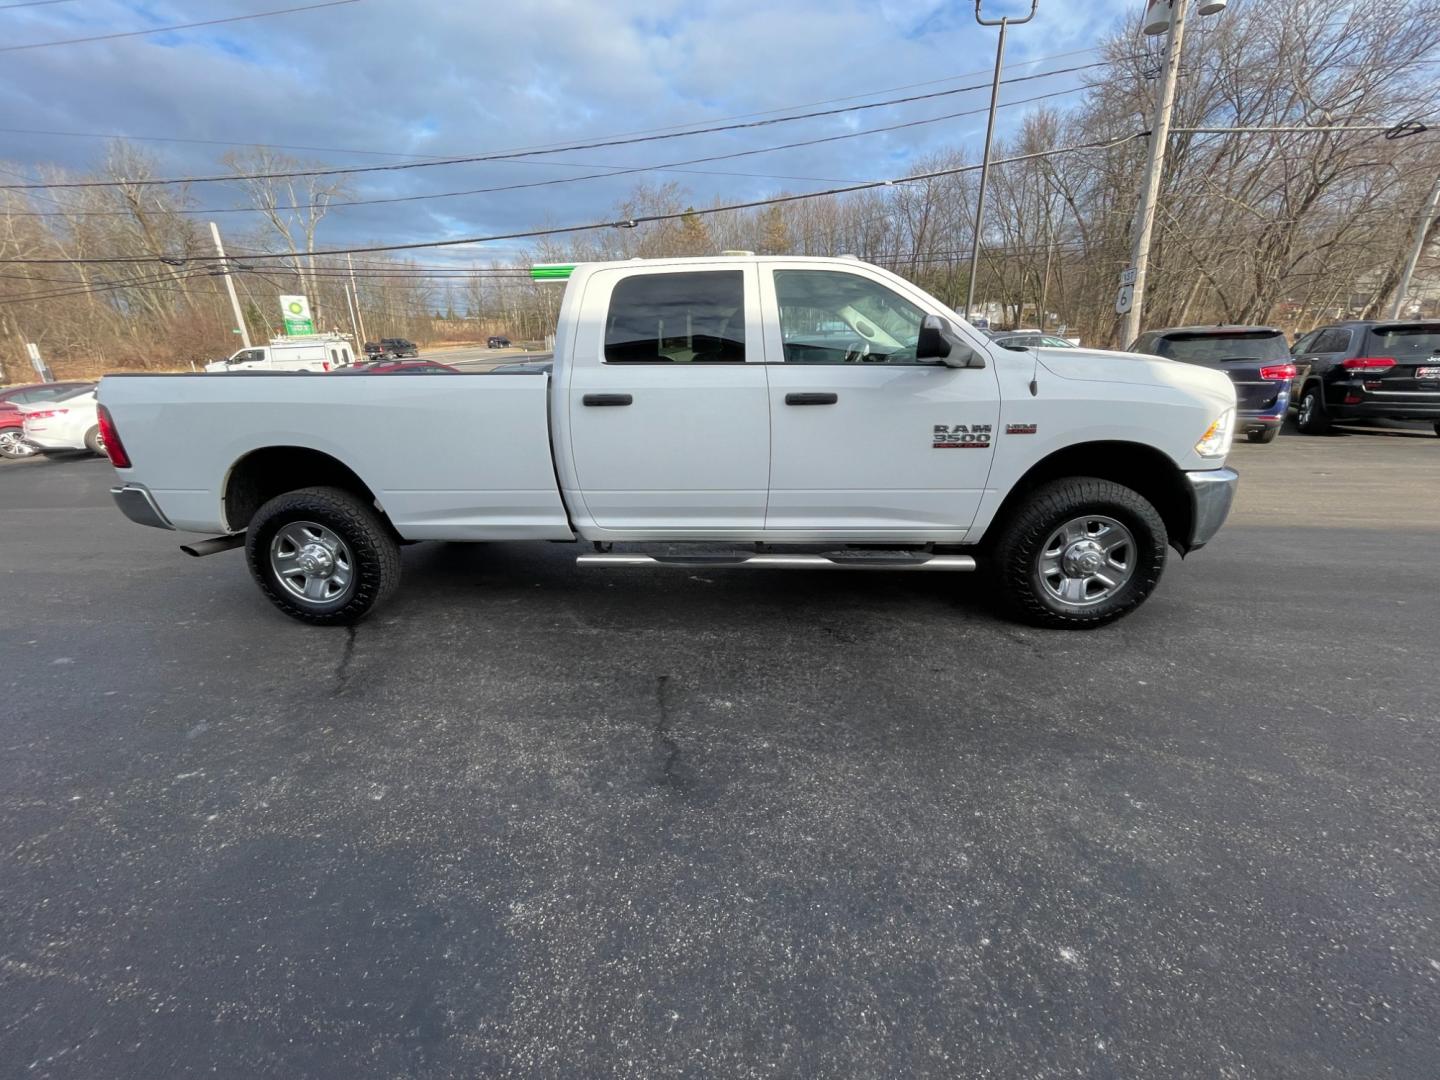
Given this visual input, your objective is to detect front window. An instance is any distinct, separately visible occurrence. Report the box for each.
[604,271,746,364]
[774,270,926,364]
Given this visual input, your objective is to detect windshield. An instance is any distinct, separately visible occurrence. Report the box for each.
[1368,324,1440,359]
[1158,331,1290,362]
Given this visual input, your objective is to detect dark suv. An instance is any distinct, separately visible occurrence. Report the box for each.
[1290,320,1440,436]
[487,335,512,349]
[378,338,419,359]
[1128,326,1296,444]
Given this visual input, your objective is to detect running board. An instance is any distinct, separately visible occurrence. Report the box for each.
[576,552,976,572]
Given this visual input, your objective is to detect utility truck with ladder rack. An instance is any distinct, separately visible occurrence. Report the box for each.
[100,255,1238,628]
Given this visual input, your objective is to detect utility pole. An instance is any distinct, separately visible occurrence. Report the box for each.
[966,0,1039,324]
[347,253,368,344]
[1390,173,1440,319]
[1119,0,1187,346]
[209,222,252,349]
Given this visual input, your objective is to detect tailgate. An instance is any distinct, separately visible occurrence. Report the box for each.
[1364,324,1440,395]
[99,373,570,538]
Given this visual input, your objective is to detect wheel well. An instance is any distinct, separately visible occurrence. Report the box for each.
[223,447,381,533]
[990,441,1195,553]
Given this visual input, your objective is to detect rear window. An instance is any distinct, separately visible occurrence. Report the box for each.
[1157,331,1290,363]
[1368,324,1440,359]
[604,271,745,364]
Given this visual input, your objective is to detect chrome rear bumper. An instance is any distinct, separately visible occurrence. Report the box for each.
[111,484,175,531]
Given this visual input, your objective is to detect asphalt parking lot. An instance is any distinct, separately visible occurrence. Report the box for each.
[2,427,1438,1079]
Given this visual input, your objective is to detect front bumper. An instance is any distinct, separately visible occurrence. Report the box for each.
[111,484,175,531]
[1184,467,1239,552]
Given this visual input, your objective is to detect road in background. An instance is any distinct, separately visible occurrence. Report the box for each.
[2,432,1437,1078]
[421,344,538,371]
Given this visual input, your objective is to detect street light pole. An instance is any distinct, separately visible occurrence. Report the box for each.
[347,253,368,345]
[966,0,1038,323]
[209,221,252,350]
[1119,1,1188,346]
[1389,173,1440,319]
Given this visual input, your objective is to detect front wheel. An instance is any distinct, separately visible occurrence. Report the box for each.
[245,486,401,625]
[990,478,1168,629]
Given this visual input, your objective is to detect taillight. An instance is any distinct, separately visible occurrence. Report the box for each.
[1342,356,1395,371]
[25,408,66,421]
[322,361,331,372]
[1258,362,1297,381]
[96,404,131,468]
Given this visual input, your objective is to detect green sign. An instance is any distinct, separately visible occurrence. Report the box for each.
[280,294,314,335]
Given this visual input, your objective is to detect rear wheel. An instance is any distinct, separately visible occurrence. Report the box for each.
[83,425,106,456]
[1296,386,1332,434]
[0,429,37,459]
[245,486,401,625]
[1247,426,1279,444]
[991,478,1168,629]
[1433,422,1440,438]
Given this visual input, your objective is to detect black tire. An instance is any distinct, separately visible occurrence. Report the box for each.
[1247,426,1279,444]
[0,429,38,459]
[1296,385,1332,434]
[245,486,401,626]
[990,477,1168,629]
[1433,422,1440,438]
[83,424,105,456]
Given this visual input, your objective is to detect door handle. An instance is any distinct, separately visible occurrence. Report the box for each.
[785,392,838,406]
[582,393,633,406]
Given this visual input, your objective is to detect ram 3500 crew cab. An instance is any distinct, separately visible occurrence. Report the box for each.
[100,256,1238,628]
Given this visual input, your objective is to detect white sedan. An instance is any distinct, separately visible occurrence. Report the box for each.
[19,386,105,455]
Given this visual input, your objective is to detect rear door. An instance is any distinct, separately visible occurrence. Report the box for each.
[1294,327,1353,387]
[760,264,1000,539]
[563,265,770,534]
[1362,323,1440,399]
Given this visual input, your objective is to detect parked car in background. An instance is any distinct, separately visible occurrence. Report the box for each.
[1290,320,1440,436]
[488,357,554,375]
[1128,326,1295,443]
[487,335,512,348]
[333,359,459,374]
[18,385,104,455]
[1,381,94,459]
[205,336,355,373]
[377,338,420,359]
[988,332,1079,350]
[363,341,385,360]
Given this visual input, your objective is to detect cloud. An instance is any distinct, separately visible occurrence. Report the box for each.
[2,0,1135,263]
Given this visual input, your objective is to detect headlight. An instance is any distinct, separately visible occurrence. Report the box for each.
[1194,408,1235,458]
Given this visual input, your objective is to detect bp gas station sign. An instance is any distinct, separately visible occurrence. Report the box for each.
[280,295,314,335]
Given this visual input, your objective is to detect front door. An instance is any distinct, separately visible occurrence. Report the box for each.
[760,265,1000,540]
[564,266,771,535]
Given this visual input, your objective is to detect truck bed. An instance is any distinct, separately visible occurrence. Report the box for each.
[99,373,572,539]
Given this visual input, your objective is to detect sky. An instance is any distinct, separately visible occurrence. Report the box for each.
[1,0,1138,264]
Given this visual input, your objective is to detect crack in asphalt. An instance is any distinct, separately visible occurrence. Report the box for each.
[653,674,681,786]
[334,625,358,696]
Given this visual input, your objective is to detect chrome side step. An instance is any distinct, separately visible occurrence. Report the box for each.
[576,552,976,572]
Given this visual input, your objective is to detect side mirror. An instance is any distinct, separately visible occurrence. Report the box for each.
[917,315,986,369]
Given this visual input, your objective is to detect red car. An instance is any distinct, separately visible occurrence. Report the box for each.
[0,381,95,459]
[333,359,460,374]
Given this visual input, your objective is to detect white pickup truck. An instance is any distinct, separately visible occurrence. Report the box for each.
[100,255,1238,628]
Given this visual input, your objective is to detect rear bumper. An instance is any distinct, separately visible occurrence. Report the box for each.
[1184,467,1239,552]
[111,484,175,531]
[1326,398,1440,421]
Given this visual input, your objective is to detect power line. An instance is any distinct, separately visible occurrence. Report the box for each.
[4,85,1089,219]
[0,46,1111,160]
[0,60,1111,190]
[0,0,81,8]
[0,132,1153,266]
[0,0,360,53]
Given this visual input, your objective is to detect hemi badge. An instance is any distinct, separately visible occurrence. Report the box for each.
[1006,423,1038,435]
